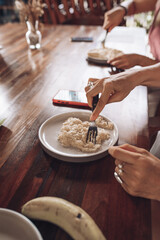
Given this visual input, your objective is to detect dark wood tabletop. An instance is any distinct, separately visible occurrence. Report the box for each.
[0,23,151,240]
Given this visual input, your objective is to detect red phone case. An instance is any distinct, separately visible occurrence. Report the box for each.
[52,90,91,110]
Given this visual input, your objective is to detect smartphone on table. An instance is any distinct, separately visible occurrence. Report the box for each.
[71,37,93,42]
[52,90,90,110]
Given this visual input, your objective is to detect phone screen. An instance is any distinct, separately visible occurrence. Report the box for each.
[52,90,90,109]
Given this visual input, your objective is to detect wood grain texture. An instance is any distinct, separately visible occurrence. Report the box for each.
[0,23,151,240]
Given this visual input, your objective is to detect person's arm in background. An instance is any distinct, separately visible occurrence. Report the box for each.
[85,63,160,121]
[107,53,159,69]
[103,0,157,31]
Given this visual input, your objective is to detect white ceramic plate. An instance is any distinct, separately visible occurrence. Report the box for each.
[0,208,43,240]
[39,111,118,163]
[86,57,124,72]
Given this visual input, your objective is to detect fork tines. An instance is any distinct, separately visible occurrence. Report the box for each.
[86,94,99,144]
[86,121,98,144]
[101,30,108,48]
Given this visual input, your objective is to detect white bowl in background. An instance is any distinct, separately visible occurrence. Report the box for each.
[0,208,43,240]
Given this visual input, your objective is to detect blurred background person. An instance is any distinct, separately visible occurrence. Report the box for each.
[103,0,160,69]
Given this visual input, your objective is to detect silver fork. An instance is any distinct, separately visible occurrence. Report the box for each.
[101,30,108,48]
[86,94,99,144]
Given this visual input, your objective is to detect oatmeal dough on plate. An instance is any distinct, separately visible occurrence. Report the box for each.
[58,116,114,153]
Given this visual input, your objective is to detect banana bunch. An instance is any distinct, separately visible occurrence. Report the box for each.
[22,196,106,240]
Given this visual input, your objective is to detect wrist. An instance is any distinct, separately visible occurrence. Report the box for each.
[127,68,145,88]
[136,54,144,66]
[135,65,157,87]
[140,63,160,87]
[135,68,149,86]
[118,4,128,16]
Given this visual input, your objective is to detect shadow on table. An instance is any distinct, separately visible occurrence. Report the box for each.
[86,58,124,74]
[32,219,73,240]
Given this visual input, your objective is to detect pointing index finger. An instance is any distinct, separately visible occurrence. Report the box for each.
[90,87,112,120]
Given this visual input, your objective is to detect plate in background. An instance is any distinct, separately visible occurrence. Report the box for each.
[86,57,110,66]
[86,58,124,72]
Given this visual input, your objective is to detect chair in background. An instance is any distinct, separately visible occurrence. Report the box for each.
[0,0,19,23]
[43,0,122,25]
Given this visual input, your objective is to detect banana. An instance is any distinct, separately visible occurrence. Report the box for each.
[21,196,106,240]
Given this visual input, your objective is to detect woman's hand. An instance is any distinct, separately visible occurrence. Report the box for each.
[103,7,125,31]
[108,54,140,69]
[108,144,160,201]
[108,54,159,69]
[85,64,160,121]
[85,70,139,121]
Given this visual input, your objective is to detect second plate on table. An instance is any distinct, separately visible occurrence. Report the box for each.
[38,111,118,163]
[86,47,123,67]
[86,57,110,66]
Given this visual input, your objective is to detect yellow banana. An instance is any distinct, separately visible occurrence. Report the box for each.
[21,196,106,240]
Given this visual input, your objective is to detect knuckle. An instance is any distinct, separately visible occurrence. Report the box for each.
[115,159,119,165]
[122,143,130,148]
[137,154,147,166]
[138,155,145,162]
[140,148,148,156]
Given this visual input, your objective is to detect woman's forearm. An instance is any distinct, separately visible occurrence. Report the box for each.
[136,54,159,67]
[121,0,156,15]
[137,63,160,87]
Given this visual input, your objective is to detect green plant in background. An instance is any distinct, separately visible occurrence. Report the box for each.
[0,118,6,127]
[126,11,154,32]
[134,11,154,32]
[121,0,154,32]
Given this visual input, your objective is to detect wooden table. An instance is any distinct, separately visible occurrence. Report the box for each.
[0,23,151,240]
